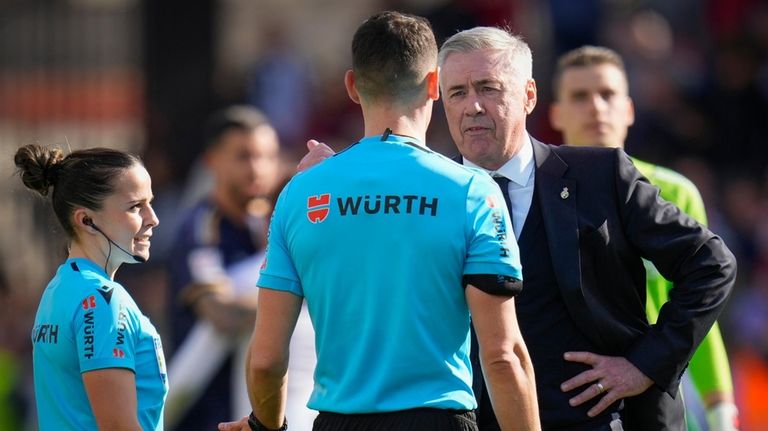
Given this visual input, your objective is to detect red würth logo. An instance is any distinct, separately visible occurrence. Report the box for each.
[307,194,331,223]
[82,295,96,310]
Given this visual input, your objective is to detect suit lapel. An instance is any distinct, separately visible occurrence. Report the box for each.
[532,140,603,346]
[532,140,578,292]
[456,142,581,296]
[458,142,604,347]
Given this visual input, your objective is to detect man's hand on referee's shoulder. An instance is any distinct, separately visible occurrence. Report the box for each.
[218,415,251,431]
[297,140,335,172]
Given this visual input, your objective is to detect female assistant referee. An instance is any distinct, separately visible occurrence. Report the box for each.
[15,144,166,430]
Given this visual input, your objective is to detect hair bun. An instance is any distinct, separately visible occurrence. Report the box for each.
[42,157,62,185]
[14,144,65,196]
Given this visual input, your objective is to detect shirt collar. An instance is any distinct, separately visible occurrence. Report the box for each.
[358,133,426,148]
[66,257,111,279]
[464,133,534,186]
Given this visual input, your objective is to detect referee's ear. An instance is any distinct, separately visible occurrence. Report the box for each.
[427,67,439,101]
[73,208,95,234]
[344,70,361,105]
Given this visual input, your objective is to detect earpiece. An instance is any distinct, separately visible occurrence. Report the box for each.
[84,217,146,263]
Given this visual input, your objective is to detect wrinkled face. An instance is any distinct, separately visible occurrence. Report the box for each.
[440,49,536,170]
[550,63,635,148]
[209,126,281,206]
[93,164,158,264]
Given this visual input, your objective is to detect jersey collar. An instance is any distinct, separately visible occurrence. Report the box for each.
[358,133,426,148]
[66,257,110,278]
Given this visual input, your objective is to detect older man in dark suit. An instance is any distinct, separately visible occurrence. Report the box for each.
[438,27,735,431]
[298,24,736,431]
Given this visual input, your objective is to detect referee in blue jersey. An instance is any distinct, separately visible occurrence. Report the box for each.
[219,11,539,431]
[15,145,166,430]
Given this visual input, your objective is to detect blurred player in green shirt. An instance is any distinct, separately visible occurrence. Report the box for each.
[550,45,738,431]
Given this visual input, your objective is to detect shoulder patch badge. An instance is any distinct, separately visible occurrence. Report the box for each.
[307,194,331,223]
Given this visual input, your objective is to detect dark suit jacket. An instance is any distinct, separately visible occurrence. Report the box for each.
[459,138,736,430]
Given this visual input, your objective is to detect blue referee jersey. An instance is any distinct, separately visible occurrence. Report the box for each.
[258,134,521,414]
[32,258,167,430]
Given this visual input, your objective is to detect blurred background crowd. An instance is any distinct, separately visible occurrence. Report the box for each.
[1,0,767,429]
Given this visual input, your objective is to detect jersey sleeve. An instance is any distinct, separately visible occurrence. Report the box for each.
[463,174,523,287]
[258,184,303,296]
[676,181,708,226]
[74,290,137,373]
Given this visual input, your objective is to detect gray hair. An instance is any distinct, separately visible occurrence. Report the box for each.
[438,27,532,80]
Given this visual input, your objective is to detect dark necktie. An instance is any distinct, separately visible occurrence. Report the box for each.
[492,175,514,231]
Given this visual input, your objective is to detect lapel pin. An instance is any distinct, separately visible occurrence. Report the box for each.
[560,187,569,199]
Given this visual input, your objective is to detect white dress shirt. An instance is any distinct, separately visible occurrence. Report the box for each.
[463,134,535,240]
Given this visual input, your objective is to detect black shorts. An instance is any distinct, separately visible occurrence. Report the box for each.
[313,408,478,431]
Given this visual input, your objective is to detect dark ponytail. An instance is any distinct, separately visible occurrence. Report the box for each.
[13,145,65,197]
[14,144,142,237]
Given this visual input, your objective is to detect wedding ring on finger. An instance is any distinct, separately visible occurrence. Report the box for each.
[596,382,606,394]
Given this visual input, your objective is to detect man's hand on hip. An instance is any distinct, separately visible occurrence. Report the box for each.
[561,351,653,417]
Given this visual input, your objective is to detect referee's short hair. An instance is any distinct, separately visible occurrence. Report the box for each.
[203,105,271,150]
[351,11,437,104]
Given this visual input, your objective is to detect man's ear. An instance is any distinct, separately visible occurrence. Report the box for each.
[627,96,636,127]
[524,78,537,115]
[203,148,217,171]
[344,70,361,105]
[549,102,563,132]
[427,67,440,101]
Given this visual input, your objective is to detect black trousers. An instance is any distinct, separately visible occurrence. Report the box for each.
[622,387,685,431]
[313,408,478,431]
[477,413,623,431]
